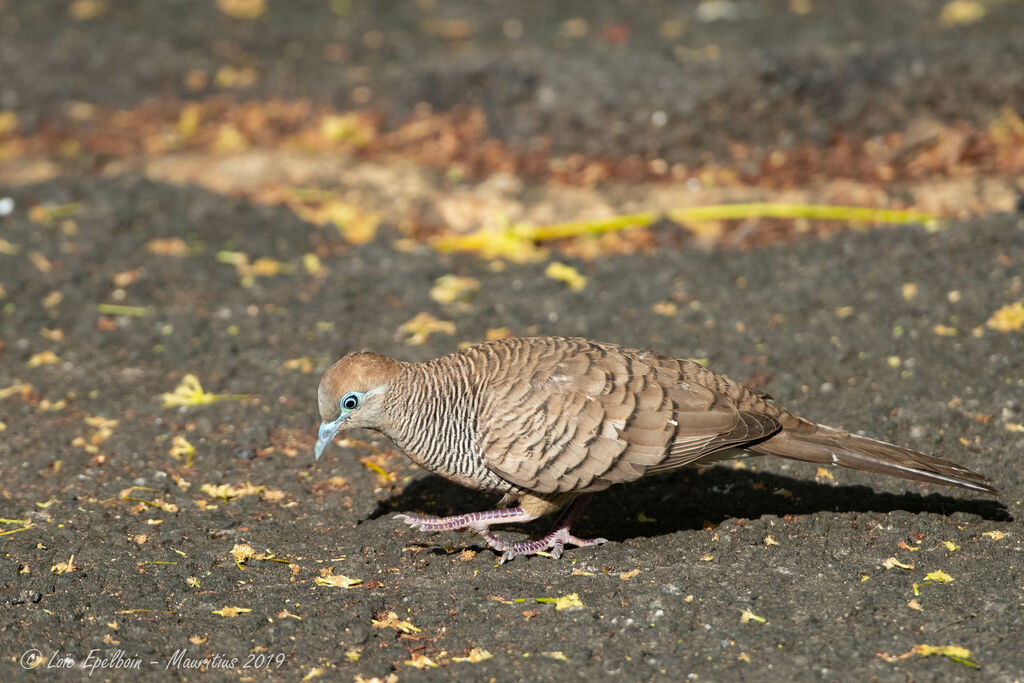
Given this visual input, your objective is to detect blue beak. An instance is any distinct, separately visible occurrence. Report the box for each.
[314,418,344,461]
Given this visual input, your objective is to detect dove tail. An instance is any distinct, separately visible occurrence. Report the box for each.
[750,422,997,495]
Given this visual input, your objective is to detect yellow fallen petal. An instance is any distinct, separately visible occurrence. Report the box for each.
[535,593,584,610]
[314,573,362,589]
[986,301,1024,332]
[740,609,767,624]
[211,606,252,617]
[397,312,455,345]
[452,648,493,663]
[924,570,953,583]
[371,611,421,633]
[430,274,480,305]
[882,557,914,570]
[940,0,986,27]
[545,262,587,291]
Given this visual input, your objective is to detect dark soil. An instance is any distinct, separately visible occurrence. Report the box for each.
[1,1,1022,681]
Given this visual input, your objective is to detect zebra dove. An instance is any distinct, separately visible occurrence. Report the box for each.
[315,336,995,562]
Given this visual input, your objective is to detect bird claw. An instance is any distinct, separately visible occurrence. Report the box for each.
[496,530,607,564]
[393,513,460,533]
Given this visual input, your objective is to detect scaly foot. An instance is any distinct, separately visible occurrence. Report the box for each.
[491,527,608,564]
[394,507,535,533]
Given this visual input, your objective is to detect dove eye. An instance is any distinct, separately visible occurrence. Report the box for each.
[340,393,360,411]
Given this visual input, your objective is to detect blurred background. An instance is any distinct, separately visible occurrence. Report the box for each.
[2,0,1023,250]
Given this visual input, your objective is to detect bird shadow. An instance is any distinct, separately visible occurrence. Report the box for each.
[367,466,1011,546]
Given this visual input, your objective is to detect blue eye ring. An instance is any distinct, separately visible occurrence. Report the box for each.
[340,392,360,411]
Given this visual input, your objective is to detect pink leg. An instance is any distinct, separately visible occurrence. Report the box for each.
[394,507,537,533]
[395,495,606,562]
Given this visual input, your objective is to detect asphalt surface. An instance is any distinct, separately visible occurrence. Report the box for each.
[1,1,1023,681]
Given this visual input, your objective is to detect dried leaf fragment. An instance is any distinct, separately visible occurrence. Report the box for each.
[27,351,60,367]
[29,202,80,225]
[545,262,587,291]
[0,382,33,400]
[878,644,977,668]
[119,486,179,513]
[740,609,767,624]
[986,301,1024,332]
[201,482,265,501]
[146,238,189,256]
[217,0,265,20]
[397,312,455,345]
[231,543,256,566]
[883,557,915,570]
[168,435,196,467]
[288,194,379,244]
[452,648,493,663]
[430,275,480,305]
[283,357,314,374]
[652,301,678,317]
[372,611,421,633]
[211,606,252,617]
[940,0,986,27]
[51,555,78,574]
[315,571,363,588]
[162,374,248,408]
[403,654,438,669]
[536,593,584,610]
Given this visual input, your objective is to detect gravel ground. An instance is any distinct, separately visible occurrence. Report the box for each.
[1,1,1022,681]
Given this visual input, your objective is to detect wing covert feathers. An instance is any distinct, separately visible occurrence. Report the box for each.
[475,337,782,494]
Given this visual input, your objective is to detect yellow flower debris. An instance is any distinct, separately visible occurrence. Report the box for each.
[883,557,914,570]
[986,301,1024,332]
[200,482,265,502]
[211,606,252,617]
[397,312,455,345]
[452,648,493,663]
[51,555,78,574]
[168,435,195,467]
[545,262,587,291]
[372,611,421,633]
[162,374,248,408]
[740,609,767,624]
[315,571,363,589]
[430,275,481,305]
[535,593,584,610]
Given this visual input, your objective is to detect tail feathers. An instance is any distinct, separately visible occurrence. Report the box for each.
[750,423,997,495]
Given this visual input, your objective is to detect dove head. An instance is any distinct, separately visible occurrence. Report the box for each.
[314,352,401,460]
